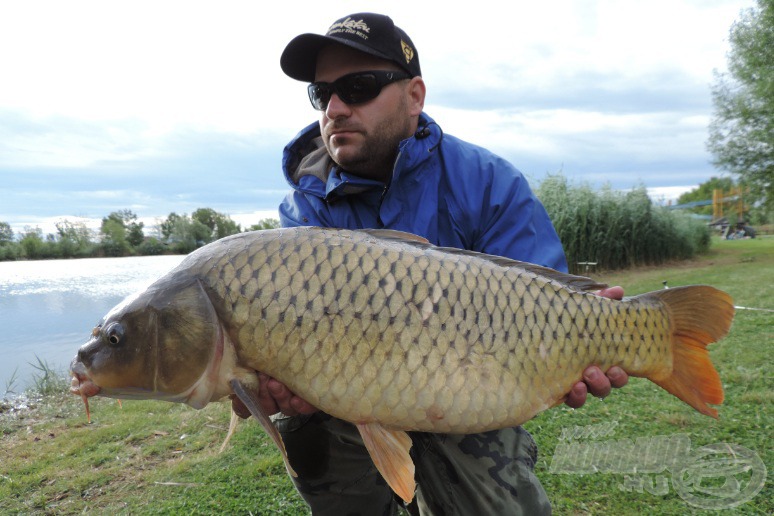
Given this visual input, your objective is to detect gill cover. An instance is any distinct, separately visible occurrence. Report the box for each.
[74,277,220,399]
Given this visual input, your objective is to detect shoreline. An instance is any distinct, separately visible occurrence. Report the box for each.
[0,392,47,416]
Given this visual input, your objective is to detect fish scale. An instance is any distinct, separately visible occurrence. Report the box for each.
[70,226,733,503]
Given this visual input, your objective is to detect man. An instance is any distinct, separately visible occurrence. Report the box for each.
[239,12,627,514]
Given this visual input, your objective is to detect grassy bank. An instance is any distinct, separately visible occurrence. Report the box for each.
[2,238,771,514]
[532,236,773,515]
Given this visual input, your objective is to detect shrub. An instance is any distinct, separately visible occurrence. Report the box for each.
[536,174,712,272]
[138,237,166,255]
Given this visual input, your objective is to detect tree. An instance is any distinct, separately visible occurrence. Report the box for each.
[0,222,13,245]
[55,220,94,257]
[100,217,130,256]
[213,216,241,239]
[102,210,145,248]
[0,222,19,260]
[192,208,241,240]
[167,216,211,254]
[708,0,773,220]
[159,209,240,253]
[248,218,281,231]
[19,227,46,259]
[160,212,184,241]
[191,208,218,236]
[127,223,145,248]
[99,210,145,252]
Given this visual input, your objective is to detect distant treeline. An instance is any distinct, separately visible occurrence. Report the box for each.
[2,179,712,269]
[536,175,711,273]
[0,208,280,261]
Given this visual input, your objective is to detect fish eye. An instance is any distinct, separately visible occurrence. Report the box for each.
[104,323,125,346]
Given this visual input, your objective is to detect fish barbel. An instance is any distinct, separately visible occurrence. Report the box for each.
[69,227,734,502]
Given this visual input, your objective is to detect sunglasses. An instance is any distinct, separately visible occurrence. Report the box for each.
[307,70,412,110]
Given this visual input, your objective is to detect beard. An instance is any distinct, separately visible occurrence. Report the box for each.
[323,95,413,182]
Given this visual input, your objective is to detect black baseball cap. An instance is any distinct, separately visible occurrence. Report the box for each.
[281,13,421,82]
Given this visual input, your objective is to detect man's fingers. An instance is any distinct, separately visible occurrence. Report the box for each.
[289,396,318,415]
[230,374,283,418]
[270,378,318,415]
[263,375,319,416]
[230,395,252,419]
[565,365,629,409]
[266,377,290,399]
[583,366,612,398]
[565,382,588,409]
[257,373,282,415]
[595,286,624,300]
[606,366,629,388]
[263,375,297,415]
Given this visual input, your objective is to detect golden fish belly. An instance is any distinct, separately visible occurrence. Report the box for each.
[191,228,674,434]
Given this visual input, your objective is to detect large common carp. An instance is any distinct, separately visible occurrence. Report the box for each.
[70,227,734,502]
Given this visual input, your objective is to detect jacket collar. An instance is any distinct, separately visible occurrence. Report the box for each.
[282,113,442,201]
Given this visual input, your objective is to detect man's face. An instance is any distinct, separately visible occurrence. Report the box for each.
[314,45,422,181]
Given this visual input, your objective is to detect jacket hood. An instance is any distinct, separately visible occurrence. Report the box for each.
[282,113,443,201]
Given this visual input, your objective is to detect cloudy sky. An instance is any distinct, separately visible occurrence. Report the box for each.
[0,0,752,235]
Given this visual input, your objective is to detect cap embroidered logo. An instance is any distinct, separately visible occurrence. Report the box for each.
[401,40,415,65]
[327,17,371,40]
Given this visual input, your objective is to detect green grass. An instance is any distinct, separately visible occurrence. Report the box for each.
[528,237,773,515]
[2,367,19,398]
[0,397,305,514]
[28,355,71,397]
[1,237,771,514]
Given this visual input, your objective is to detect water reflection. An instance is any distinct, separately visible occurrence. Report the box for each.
[0,255,185,393]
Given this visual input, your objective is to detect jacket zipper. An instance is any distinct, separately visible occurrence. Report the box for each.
[377,150,403,228]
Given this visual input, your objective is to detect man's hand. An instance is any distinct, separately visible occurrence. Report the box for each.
[231,373,318,419]
[564,286,629,409]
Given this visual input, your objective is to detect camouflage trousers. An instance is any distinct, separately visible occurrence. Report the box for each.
[273,412,551,515]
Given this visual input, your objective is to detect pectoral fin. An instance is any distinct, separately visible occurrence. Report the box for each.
[356,422,415,503]
[230,379,297,477]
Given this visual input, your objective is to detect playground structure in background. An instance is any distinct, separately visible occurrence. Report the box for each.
[667,187,748,220]
[711,187,749,223]
[668,187,754,238]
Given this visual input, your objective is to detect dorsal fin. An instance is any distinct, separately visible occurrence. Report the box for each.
[358,228,431,244]
[356,229,607,292]
[481,258,608,292]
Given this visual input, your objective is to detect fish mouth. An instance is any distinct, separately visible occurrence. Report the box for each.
[70,374,101,398]
[70,357,100,423]
[69,359,101,398]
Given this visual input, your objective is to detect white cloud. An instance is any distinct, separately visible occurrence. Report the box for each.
[647,185,699,204]
[230,210,281,228]
[0,0,753,225]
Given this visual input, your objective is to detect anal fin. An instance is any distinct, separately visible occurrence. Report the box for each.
[230,378,297,477]
[356,422,415,503]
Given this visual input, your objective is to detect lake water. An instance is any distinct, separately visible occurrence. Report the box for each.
[0,255,186,394]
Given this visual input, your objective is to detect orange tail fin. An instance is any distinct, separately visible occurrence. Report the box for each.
[644,285,734,418]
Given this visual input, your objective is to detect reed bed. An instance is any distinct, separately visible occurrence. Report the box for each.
[536,175,711,273]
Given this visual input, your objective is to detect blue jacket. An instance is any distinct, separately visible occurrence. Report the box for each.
[279,113,567,272]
